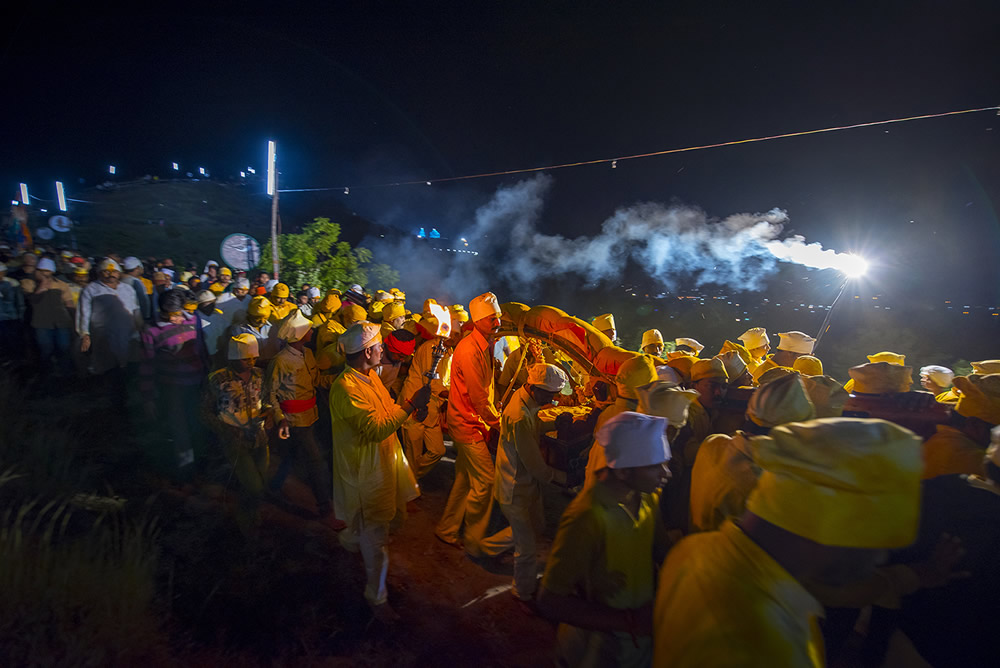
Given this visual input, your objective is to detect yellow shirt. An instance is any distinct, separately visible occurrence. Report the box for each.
[329,366,418,525]
[654,520,825,667]
[399,338,452,428]
[265,345,329,427]
[921,424,987,479]
[267,299,298,325]
[689,432,761,532]
[446,328,500,443]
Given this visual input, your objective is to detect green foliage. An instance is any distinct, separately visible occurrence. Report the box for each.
[260,217,400,291]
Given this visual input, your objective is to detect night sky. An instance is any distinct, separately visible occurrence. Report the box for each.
[5,2,1000,301]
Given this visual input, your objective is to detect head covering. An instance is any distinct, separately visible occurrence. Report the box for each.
[195,289,217,305]
[919,365,954,389]
[848,362,914,394]
[527,363,568,393]
[738,327,770,350]
[750,357,779,384]
[219,267,233,277]
[716,351,747,383]
[637,384,700,426]
[654,364,682,386]
[317,293,342,314]
[792,355,823,376]
[953,374,1000,425]
[384,330,417,357]
[159,290,185,313]
[247,295,272,318]
[340,302,368,325]
[389,287,405,297]
[777,331,816,355]
[593,313,616,333]
[449,304,470,323]
[340,321,382,354]
[306,286,321,298]
[37,257,57,272]
[469,292,502,322]
[748,373,816,428]
[209,282,226,294]
[719,340,753,366]
[675,337,705,355]
[615,355,659,400]
[757,366,797,386]
[233,277,251,290]
[747,418,923,548]
[270,282,290,298]
[228,333,259,360]
[99,258,122,272]
[641,329,664,349]
[383,302,406,321]
[179,271,194,282]
[597,411,671,469]
[205,260,219,269]
[264,279,278,291]
[349,284,363,294]
[867,351,905,365]
[665,355,697,383]
[122,256,142,271]
[277,310,312,342]
[971,360,1000,375]
[690,357,728,383]
[374,290,393,303]
[801,375,850,418]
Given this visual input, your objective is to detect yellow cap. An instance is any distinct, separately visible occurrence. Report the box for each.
[247,295,272,318]
[271,282,290,299]
[614,354,658,400]
[801,375,849,418]
[665,355,697,383]
[317,293,342,314]
[792,355,823,376]
[953,374,1000,425]
[867,351,905,365]
[593,313,616,332]
[757,366,797,386]
[747,373,815,428]
[383,302,406,321]
[690,357,728,383]
[340,303,367,326]
[971,360,1000,375]
[719,340,752,366]
[848,362,913,394]
[219,267,232,276]
[750,357,779,384]
[208,282,225,294]
[636,384,700,426]
[747,418,923,548]
[641,329,664,349]
[450,304,470,323]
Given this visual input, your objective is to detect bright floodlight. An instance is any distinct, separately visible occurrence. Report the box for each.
[19,183,29,205]
[109,165,116,175]
[56,181,67,211]
[199,167,206,175]
[843,254,869,278]
[247,166,255,174]
[240,171,246,178]
[266,140,276,196]
[172,162,179,170]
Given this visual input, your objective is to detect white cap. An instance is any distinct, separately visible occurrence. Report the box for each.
[234,277,251,289]
[228,333,259,360]
[596,411,671,469]
[655,365,682,386]
[777,331,816,355]
[349,284,363,294]
[738,327,770,350]
[307,286,321,298]
[123,256,142,271]
[277,310,312,342]
[98,258,121,272]
[161,267,175,279]
[264,279,278,291]
[340,321,382,354]
[637,383,700,426]
[469,292,502,322]
[675,337,704,354]
[920,365,954,389]
[526,363,567,392]
[195,289,217,305]
[37,258,57,272]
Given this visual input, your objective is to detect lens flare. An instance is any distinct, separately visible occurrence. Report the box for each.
[841,254,869,278]
[764,239,868,278]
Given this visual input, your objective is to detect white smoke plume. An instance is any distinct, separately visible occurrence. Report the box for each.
[368,175,862,302]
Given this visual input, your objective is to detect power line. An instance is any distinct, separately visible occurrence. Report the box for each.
[278,104,1000,194]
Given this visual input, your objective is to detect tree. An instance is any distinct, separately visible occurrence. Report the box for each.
[259,217,399,291]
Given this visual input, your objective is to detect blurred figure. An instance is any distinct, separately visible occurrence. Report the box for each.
[76,258,142,377]
[737,327,770,365]
[267,283,297,324]
[0,261,26,360]
[121,257,151,322]
[920,364,955,399]
[923,374,1000,479]
[28,257,75,375]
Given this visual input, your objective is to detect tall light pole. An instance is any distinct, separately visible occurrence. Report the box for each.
[56,181,67,212]
[19,183,29,205]
[267,140,279,279]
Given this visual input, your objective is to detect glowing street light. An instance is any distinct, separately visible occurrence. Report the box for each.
[841,254,869,278]
[19,183,29,205]
[240,171,246,178]
[172,162,179,170]
[56,181,67,212]
[266,141,276,196]
[815,254,871,352]
[109,165,116,175]
[247,167,255,174]
[198,167,206,176]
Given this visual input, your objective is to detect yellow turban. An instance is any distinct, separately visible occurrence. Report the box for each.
[340,321,382,354]
[792,355,823,376]
[208,282,226,294]
[719,340,752,366]
[636,383,700,426]
[277,310,313,342]
[228,333,259,360]
[469,293,502,322]
[747,418,923,548]
[247,295,272,318]
[641,328,664,349]
[375,290,393,303]
[383,302,406,321]
[867,351,905,365]
[614,354,658,400]
[750,357,779,384]
[389,287,406,300]
[270,282,290,299]
[738,327,770,351]
[340,303,368,326]
[593,313,616,332]
[665,355,697,383]
[317,293,342,314]
[971,360,1000,375]
[747,373,815,428]
[757,366,797,386]
[848,362,913,394]
[690,357,728,383]
[450,304,470,323]
[953,374,1000,425]
[801,375,849,418]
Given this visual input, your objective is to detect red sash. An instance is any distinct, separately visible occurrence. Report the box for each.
[279,395,316,413]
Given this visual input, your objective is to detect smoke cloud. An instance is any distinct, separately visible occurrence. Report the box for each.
[367,175,859,303]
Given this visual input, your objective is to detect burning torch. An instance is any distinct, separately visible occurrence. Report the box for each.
[415,302,453,421]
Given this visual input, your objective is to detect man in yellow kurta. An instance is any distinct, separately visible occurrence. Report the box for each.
[923,373,1000,479]
[654,417,924,667]
[399,331,454,479]
[436,292,514,558]
[328,321,431,621]
[537,411,671,667]
[267,282,298,325]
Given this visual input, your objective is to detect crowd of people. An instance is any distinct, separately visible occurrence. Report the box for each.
[1,242,997,666]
